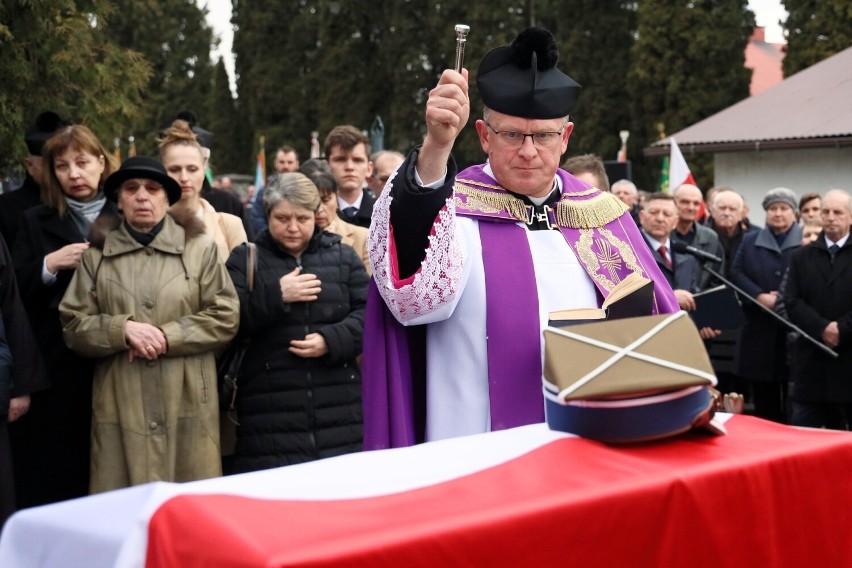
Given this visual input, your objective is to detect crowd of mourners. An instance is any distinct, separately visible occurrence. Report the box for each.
[0,107,849,530]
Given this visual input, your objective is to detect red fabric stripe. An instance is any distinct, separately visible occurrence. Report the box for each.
[146,417,852,567]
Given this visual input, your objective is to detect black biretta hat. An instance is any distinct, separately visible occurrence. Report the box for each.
[103,156,182,205]
[477,28,582,119]
[24,111,70,156]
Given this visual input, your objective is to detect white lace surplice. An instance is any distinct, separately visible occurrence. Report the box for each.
[369,179,598,442]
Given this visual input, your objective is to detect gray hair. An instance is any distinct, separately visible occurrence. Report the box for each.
[824,188,852,212]
[611,179,638,196]
[712,189,744,210]
[263,172,321,217]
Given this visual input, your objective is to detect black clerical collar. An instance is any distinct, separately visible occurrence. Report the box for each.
[124,218,165,246]
[507,186,561,231]
[506,185,561,207]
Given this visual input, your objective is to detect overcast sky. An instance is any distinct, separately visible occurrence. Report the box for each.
[200,0,789,96]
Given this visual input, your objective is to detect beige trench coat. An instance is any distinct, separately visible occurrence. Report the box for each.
[326,216,371,275]
[199,198,247,262]
[59,212,239,493]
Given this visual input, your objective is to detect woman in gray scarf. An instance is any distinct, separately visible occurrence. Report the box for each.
[10,124,117,509]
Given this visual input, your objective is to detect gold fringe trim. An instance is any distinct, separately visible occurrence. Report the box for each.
[555,192,628,229]
[456,178,628,229]
[454,182,531,221]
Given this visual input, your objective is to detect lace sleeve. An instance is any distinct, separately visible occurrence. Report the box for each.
[369,186,466,325]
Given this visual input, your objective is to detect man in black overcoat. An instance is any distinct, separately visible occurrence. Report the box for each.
[785,189,852,429]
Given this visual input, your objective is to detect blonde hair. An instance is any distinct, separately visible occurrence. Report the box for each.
[41,125,115,217]
[158,119,205,162]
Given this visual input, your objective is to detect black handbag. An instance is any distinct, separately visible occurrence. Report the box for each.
[217,242,256,416]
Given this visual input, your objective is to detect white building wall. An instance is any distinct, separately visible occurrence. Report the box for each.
[714,147,852,225]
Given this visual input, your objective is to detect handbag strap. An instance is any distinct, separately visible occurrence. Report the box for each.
[246,242,256,292]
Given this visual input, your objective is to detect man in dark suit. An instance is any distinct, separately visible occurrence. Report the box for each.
[640,194,699,301]
[784,189,852,429]
[640,193,719,340]
[324,125,376,228]
[672,183,725,288]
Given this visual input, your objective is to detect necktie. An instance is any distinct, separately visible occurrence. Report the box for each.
[658,244,672,268]
[829,243,839,264]
[342,206,358,219]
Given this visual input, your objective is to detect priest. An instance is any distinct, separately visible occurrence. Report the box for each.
[363,28,678,449]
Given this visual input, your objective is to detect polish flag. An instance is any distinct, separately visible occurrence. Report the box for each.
[668,137,696,192]
[3,417,852,568]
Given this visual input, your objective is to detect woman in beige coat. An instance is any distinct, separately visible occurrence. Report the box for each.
[159,120,247,467]
[59,157,239,493]
[159,119,246,262]
[309,171,370,274]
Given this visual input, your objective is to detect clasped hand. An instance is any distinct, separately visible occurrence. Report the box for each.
[125,320,168,362]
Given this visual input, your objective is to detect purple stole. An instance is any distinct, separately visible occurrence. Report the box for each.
[363,165,679,449]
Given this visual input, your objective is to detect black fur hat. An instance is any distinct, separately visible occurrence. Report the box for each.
[477,28,582,119]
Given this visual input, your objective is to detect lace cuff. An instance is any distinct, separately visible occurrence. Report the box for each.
[369,183,466,324]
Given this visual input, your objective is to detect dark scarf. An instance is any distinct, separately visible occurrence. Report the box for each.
[123,218,165,246]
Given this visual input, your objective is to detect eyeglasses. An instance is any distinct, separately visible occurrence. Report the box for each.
[485,122,566,149]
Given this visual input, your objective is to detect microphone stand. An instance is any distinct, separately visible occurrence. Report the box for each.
[701,264,838,359]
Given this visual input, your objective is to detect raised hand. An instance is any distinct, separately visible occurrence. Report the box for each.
[418,68,470,183]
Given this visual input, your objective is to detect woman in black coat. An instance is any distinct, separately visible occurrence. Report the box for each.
[730,188,802,423]
[226,173,368,473]
[9,125,116,507]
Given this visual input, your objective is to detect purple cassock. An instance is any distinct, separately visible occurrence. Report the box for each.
[363,163,679,450]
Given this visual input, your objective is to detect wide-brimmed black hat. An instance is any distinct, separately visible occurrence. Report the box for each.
[103,156,182,204]
[477,28,582,119]
[24,111,70,155]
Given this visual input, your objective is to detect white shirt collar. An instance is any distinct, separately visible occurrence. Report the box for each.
[338,190,364,211]
[826,233,850,249]
[644,233,670,253]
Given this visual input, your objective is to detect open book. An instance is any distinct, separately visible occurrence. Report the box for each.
[548,272,654,327]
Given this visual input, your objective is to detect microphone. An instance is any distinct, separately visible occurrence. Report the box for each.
[671,240,722,263]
